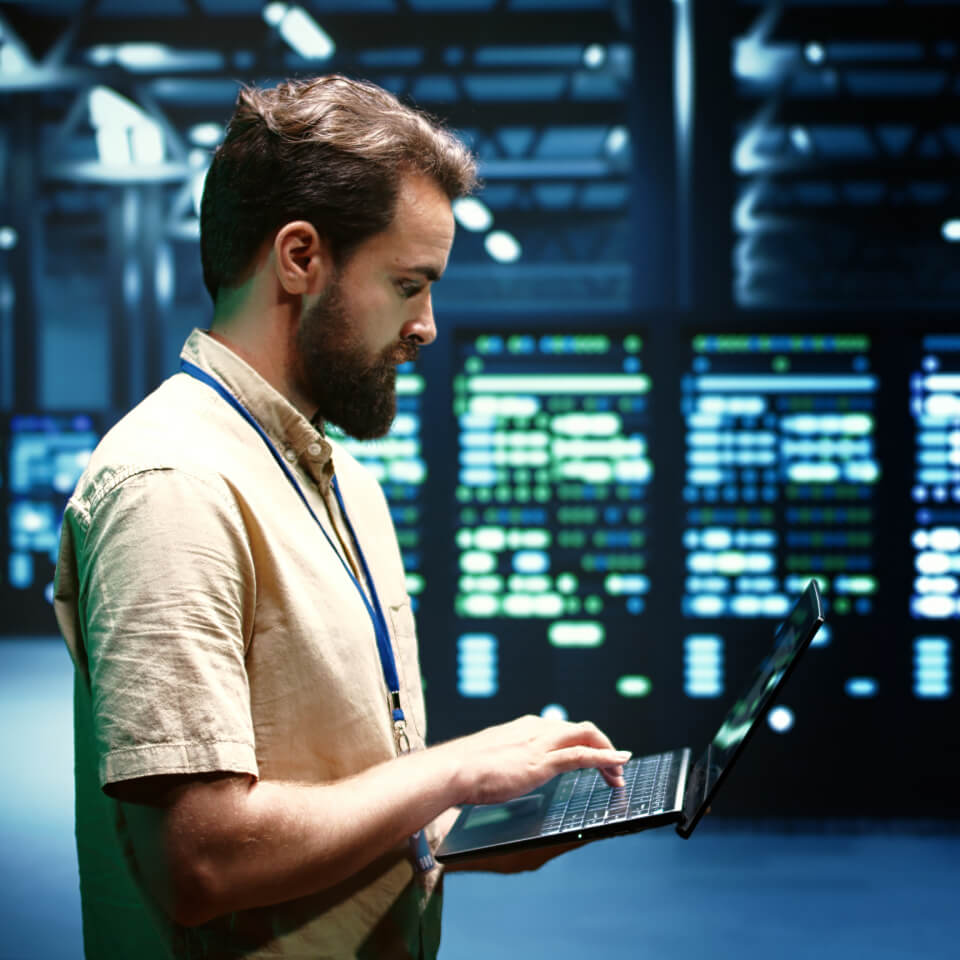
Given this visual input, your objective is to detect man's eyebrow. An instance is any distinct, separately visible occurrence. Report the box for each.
[400,264,442,282]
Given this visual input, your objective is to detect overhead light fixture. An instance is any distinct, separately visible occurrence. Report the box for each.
[453,197,493,232]
[484,230,521,263]
[262,3,335,60]
[89,86,164,166]
[84,43,223,72]
[189,122,223,147]
[0,226,18,250]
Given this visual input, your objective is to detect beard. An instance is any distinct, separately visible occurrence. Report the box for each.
[292,279,417,440]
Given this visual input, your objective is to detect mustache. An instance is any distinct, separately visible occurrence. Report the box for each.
[392,337,420,365]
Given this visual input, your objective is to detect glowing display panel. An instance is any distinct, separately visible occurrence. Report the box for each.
[6,414,98,627]
[328,366,426,608]
[452,332,652,709]
[682,335,879,620]
[910,337,960,627]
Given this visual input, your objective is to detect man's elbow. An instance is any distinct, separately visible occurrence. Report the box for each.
[165,848,229,928]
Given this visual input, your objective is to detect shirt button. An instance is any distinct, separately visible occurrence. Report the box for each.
[308,442,323,458]
[284,448,297,463]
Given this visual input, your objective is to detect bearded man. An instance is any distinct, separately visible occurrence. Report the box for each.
[54,75,629,960]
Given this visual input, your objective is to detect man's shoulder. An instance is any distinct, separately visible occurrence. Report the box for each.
[73,373,249,517]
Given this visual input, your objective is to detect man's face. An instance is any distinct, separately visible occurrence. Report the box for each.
[292,173,456,439]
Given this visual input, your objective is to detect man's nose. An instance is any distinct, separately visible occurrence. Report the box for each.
[401,292,437,346]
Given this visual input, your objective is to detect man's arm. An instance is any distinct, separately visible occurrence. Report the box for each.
[118,715,630,927]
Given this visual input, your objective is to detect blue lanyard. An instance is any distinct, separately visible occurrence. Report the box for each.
[180,358,410,749]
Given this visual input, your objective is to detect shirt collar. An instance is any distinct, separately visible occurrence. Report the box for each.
[180,328,336,495]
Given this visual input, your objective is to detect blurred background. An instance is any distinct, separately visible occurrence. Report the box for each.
[0,0,958,957]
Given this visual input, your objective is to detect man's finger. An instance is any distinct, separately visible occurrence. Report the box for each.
[547,720,618,753]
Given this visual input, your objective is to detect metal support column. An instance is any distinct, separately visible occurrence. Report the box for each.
[8,98,43,410]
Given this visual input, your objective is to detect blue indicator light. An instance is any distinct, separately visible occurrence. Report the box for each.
[845,677,878,698]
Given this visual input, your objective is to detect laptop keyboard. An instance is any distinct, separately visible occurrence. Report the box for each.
[540,751,681,835]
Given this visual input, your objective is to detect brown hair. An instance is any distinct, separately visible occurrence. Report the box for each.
[200,75,477,302]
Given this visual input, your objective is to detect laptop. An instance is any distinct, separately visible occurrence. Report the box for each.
[436,579,824,862]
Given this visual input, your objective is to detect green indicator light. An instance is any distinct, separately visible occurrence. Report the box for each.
[405,573,425,595]
[556,573,579,594]
[617,675,652,698]
[558,507,599,524]
[627,508,646,524]
[772,355,790,373]
[548,621,605,648]
[561,531,588,549]
[465,356,483,373]
[564,597,581,614]
[584,596,603,614]
[508,574,551,593]
[466,374,651,395]
[458,594,500,617]
[692,335,707,353]
[834,597,851,615]
[397,530,418,548]
[460,509,478,525]
[459,574,504,593]
[456,530,472,549]
[474,527,506,550]
[397,375,423,396]
[456,486,472,503]
[461,551,496,574]
[624,334,643,353]
[581,335,610,353]
[503,593,565,617]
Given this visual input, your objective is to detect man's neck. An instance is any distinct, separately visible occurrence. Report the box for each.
[207,314,315,422]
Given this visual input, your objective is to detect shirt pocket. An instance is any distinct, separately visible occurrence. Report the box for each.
[387,600,427,745]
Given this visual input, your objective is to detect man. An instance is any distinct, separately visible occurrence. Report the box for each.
[54,75,630,959]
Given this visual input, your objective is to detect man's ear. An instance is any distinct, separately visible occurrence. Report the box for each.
[273,221,332,295]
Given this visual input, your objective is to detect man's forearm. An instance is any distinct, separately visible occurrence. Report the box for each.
[123,716,630,925]
[137,745,462,926]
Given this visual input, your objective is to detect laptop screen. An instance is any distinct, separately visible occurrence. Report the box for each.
[679,580,824,835]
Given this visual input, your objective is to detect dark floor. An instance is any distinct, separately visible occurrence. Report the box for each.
[3,637,957,960]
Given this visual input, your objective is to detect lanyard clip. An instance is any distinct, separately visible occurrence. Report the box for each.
[394,719,411,754]
[391,691,411,754]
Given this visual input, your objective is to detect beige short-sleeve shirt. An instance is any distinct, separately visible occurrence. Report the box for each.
[54,329,441,959]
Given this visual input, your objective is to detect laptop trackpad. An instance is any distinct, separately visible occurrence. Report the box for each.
[462,792,546,837]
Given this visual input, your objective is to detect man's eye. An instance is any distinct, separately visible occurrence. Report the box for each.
[397,281,422,298]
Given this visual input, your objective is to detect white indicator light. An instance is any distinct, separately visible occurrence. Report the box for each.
[767,706,794,733]
[583,44,606,69]
[541,703,568,722]
[942,220,960,242]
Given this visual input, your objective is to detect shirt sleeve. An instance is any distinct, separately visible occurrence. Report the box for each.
[75,466,259,791]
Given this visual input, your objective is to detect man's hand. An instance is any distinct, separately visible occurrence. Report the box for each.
[114,713,627,925]
[436,715,630,807]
